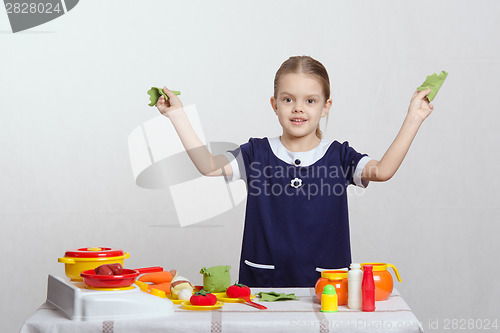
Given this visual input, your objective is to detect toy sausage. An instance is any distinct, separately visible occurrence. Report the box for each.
[94,263,123,275]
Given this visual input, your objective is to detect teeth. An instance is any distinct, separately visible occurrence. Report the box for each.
[291,119,305,122]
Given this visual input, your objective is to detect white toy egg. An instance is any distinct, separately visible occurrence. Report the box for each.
[178,288,193,300]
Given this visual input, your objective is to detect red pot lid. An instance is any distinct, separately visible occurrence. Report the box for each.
[64,247,124,258]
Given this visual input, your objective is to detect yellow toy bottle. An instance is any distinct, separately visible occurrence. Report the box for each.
[320,284,338,313]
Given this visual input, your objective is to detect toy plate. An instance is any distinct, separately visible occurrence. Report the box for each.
[181,301,223,311]
[216,293,256,303]
[166,294,187,304]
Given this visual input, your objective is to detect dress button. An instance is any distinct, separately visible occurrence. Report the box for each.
[294,159,301,165]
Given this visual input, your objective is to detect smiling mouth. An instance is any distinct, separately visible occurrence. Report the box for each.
[291,118,306,123]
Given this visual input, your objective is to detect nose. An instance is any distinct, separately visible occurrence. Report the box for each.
[293,102,304,113]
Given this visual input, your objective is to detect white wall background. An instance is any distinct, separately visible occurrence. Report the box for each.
[1,0,499,332]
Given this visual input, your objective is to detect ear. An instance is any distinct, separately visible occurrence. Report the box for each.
[322,98,332,118]
[200,267,206,274]
[270,96,278,114]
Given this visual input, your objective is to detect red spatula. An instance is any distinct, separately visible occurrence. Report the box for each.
[241,295,267,310]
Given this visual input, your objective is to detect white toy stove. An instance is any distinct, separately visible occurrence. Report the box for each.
[46,275,174,321]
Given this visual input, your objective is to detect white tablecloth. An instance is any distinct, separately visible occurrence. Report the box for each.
[21,288,424,333]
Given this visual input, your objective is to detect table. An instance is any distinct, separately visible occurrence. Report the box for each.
[21,288,424,333]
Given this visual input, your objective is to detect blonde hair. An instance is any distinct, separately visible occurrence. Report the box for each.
[273,56,330,139]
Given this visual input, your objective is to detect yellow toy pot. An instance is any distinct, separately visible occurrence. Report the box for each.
[58,247,130,281]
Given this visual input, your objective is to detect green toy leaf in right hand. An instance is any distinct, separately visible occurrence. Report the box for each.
[416,71,448,102]
[147,87,181,107]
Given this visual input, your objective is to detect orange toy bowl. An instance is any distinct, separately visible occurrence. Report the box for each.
[361,263,401,301]
[314,270,348,305]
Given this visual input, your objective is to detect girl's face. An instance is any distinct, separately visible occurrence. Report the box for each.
[271,72,331,142]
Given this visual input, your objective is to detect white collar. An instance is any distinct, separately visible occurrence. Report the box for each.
[267,136,333,167]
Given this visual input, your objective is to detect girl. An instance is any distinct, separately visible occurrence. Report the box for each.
[157,56,433,287]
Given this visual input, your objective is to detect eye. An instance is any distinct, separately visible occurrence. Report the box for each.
[283,97,292,103]
[307,99,315,104]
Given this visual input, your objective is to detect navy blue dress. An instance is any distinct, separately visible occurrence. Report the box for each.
[226,137,368,287]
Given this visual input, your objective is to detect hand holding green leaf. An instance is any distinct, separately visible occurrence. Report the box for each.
[147,87,181,106]
[149,86,183,118]
[408,88,433,121]
[416,71,448,102]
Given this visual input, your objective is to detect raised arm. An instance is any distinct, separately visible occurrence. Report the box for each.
[361,88,433,182]
[157,87,233,177]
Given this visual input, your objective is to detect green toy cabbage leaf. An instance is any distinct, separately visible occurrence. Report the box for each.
[416,71,448,102]
[147,87,181,107]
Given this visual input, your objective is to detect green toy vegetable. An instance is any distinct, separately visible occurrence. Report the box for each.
[416,71,448,102]
[147,87,181,107]
[200,265,231,293]
[256,292,298,302]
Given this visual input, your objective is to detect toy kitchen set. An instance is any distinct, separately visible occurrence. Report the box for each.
[49,246,404,322]
[50,247,175,321]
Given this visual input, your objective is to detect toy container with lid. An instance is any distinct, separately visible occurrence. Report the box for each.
[314,270,348,305]
[320,284,338,313]
[348,263,363,310]
[362,264,376,312]
[58,247,130,281]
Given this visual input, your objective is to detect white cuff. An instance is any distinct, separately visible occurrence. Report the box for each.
[353,156,372,188]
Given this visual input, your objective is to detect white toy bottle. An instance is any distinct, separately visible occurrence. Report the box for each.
[348,263,363,310]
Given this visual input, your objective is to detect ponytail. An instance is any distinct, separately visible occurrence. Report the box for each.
[315,112,330,139]
[315,126,322,139]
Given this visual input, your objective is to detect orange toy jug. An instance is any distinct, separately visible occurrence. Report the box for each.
[314,270,348,305]
[360,263,401,301]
